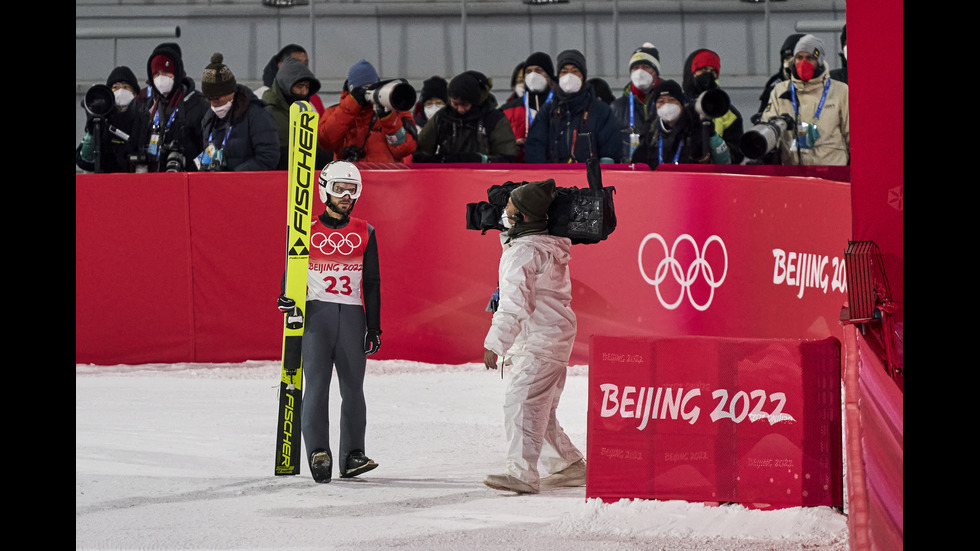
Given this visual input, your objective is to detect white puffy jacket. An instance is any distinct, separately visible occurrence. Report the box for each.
[484,232,577,364]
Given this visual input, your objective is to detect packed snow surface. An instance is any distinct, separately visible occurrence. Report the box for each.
[76,360,849,550]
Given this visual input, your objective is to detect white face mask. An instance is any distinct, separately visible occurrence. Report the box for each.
[153,75,174,95]
[524,71,548,93]
[842,45,847,61]
[558,73,582,94]
[630,69,655,91]
[501,210,514,229]
[657,102,682,123]
[513,82,525,97]
[211,100,233,119]
[423,104,443,120]
[114,88,135,108]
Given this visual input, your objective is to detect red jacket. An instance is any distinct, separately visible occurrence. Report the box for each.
[318,92,417,163]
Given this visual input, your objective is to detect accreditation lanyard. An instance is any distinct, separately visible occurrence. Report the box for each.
[790,78,831,122]
[207,124,233,151]
[658,135,682,165]
[568,109,591,163]
[523,90,553,136]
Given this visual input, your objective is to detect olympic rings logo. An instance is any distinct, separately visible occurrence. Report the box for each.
[637,233,729,311]
[311,231,362,256]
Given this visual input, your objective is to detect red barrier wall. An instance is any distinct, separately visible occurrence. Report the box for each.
[587,335,842,510]
[76,166,851,366]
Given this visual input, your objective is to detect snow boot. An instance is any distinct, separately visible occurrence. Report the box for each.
[340,450,378,478]
[540,459,586,488]
[310,449,332,483]
[483,473,539,494]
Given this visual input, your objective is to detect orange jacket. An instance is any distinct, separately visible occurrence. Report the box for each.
[318,92,417,163]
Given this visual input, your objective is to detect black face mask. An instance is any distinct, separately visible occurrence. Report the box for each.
[692,72,718,95]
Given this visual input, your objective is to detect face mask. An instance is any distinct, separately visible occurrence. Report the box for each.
[558,73,582,94]
[657,102,681,123]
[153,75,174,95]
[692,72,718,94]
[795,59,815,82]
[842,45,847,61]
[524,72,548,93]
[114,88,135,108]
[501,210,513,229]
[630,69,654,91]
[423,104,443,120]
[513,82,525,97]
[211,100,233,119]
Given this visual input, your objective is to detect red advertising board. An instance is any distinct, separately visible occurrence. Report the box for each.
[587,335,843,509]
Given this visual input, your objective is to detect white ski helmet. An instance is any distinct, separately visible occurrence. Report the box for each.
[318,161,362,205]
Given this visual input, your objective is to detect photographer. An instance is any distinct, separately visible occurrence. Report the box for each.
[318,60,417,163]
[196,53,279,172]
[682,49,744,164]
[76,66,145,173]
[413,70,518,164]
[131,42,209,172]
[758,34,849,166]
[630,80,731,169]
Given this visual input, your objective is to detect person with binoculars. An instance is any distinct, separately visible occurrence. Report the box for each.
[318,60,418,163]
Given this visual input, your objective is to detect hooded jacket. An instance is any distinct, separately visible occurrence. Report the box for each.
[199,84,280,171]
[484,232,576,365]
[681,49,745,164]
[760,69,849,166]
[263,58,331,169]
[132,42,210,170]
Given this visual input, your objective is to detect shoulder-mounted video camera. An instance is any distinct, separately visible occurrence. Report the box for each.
[465,158,617,245]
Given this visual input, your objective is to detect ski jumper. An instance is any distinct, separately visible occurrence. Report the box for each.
[301,213,381,469]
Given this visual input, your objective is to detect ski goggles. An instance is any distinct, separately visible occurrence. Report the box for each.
[321,179,361,200]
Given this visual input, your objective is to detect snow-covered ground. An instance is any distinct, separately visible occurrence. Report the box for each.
[76,360,849,550]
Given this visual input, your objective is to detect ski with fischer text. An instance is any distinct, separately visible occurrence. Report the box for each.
[275,100,318,476]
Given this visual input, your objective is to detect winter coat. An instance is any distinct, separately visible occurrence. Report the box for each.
[760,71,849,166]
[524,86,622,163]
[262,64,332,170]
[484,232,576,365]
[131,42,210,171]
[631,104,729,169]
[609,83,653,163]
[198,84,280,171]
[414,98,518,163]
[318,92,417,163]
[682,50,745,164]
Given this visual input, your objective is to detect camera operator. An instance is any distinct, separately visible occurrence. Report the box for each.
[631,80,731,169]
[413,70,518,164]
[76,66,146,173]
[758,34,849,166]
[195,53,279,172]
[682,49,745,164]
[318,60,417,163]
[130,42,209,172]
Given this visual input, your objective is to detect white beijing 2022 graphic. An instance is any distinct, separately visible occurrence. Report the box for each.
[637,233,728,311]
[311,231,362,256]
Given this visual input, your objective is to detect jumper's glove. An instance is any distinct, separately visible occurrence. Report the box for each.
[277,295,295,312]
[364,329,382,355]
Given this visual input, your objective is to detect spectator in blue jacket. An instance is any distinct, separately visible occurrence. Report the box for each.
[524,49,622,163]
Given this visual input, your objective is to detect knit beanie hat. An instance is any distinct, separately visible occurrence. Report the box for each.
[650,79,686,105]
[420,76,448,104]
[557,49,587,80]
[629,42,661,76]
[347,59,379,89]
[524,51,555,81]
[794,34,827,68]
[150,53,176,76]
[448,72,482,106]
[690,49,721,75]
[510,179,556,222]
[106,66,139,92]
[202,53,237,97]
